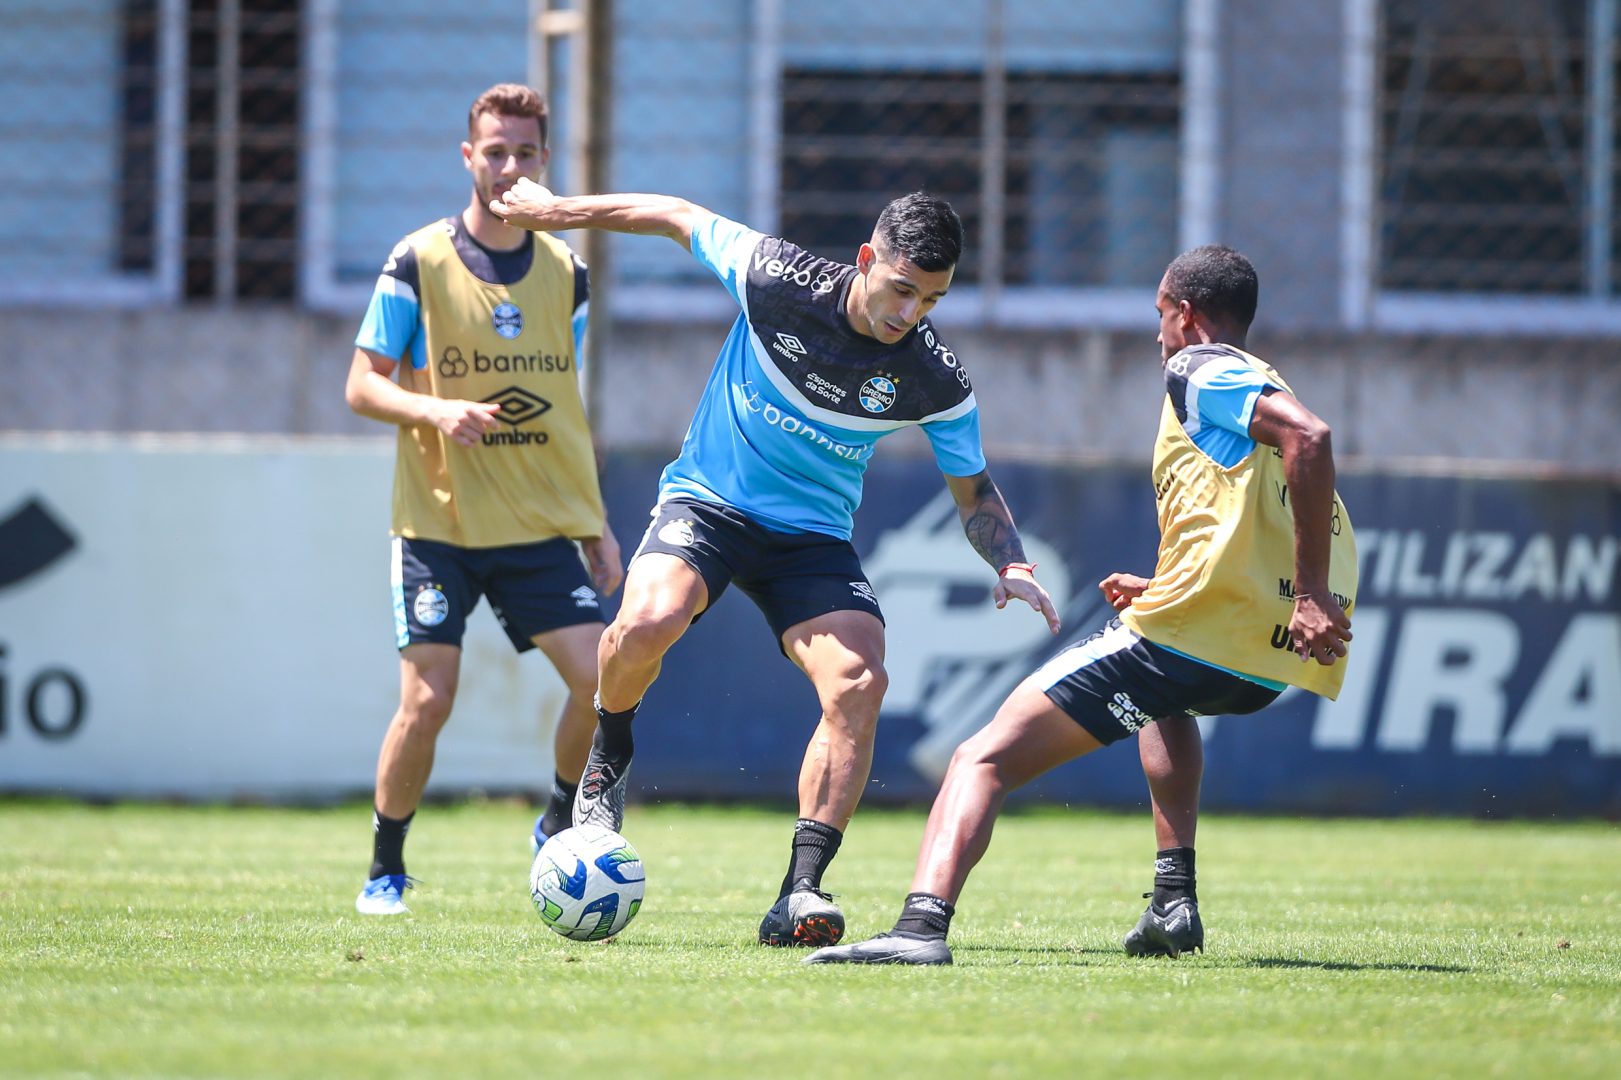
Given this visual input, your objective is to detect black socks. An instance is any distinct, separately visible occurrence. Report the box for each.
[593,695,639,759]
[778,818,843,898]
[539,772,578,837]
[1152,846,1197,907]
[369,807,414,880]
[892,892,955,941]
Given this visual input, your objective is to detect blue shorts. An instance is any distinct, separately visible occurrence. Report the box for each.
[392,535,604,653]
[632,497,884,644]
[1031,619,1282,746]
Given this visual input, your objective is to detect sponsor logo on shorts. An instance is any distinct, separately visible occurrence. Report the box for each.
[1106,690,1153,734]
[658,519,697,547]
[492,302,523,339]
[773,333,807,362]
[571,585,599,608]
[859,376,897,414]
[439,346,469,378]
[413,586,449,627]
[849,581,879,605]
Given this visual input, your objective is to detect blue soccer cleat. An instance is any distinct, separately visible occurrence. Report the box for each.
[355,874,415,916]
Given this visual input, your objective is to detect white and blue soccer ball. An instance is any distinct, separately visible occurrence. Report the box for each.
[529,824,645,941]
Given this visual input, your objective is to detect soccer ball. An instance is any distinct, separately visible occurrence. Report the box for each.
[529,824,645,941]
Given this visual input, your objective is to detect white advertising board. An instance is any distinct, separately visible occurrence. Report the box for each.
[0,436,567,799]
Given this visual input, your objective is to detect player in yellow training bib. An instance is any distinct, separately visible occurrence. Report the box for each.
[807,245,1357,966]
[344,84,623,916]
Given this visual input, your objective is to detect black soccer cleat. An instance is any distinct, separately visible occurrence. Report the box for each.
[802,931,953,966]
[571,741,631,832]
[759,889,846,947]
[1123,895,1204,958]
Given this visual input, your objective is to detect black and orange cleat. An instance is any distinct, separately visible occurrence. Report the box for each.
[758,888,845,947]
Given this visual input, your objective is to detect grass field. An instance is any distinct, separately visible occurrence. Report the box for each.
[1,800,1617,1078]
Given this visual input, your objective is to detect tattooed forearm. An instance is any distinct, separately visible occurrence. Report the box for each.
[957,474,1027,570]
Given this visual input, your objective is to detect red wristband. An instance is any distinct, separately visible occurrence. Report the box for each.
[998,561,1037,578]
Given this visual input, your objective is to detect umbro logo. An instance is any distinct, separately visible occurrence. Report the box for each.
[773,333,808,362]
[849,581,878,605]
[481,386,552,425]
[570,585,599,608]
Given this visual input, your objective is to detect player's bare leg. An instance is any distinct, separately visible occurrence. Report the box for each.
[530,621,607,847]
[597,554,707,711]
[759,609,888,946]
[910,681,1100,903]
[1126,715,1205,957]
[806,680,1099,964]
[573,554,707,830]
[1141,716,1201,850]
[359,642,460,914]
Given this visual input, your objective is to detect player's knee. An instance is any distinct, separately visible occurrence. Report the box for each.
[603,609,686,667]
[822,663,888,728]
[399,682,454,734]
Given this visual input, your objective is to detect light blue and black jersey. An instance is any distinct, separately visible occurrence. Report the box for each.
[1163,343,1279,468]
[660,213,986,539]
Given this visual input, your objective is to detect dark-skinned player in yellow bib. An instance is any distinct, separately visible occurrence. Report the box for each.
[806,245,1357,965]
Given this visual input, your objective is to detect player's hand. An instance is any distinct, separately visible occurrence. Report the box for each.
[489,177,559,230]
[580,527,624,597]
[1098,572,1151,611]
[1287,589,1353,665]
[994,571,1061,635]
[430,398,502,447]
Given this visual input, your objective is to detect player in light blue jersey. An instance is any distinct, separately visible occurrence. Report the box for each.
[493,180,1060,946]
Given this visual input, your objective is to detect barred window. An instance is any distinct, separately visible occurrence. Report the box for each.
[780,69,1179,287]
[1379,0,1611,296]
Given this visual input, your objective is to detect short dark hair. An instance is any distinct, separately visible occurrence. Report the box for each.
[468,83,548,148]
[1162,245,1258,328]
[873,192,964,272]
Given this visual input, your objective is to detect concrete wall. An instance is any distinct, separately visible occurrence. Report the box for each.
[3,308,1617,474]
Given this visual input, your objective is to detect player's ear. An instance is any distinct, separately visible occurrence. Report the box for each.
[857,243,876,274]
[462,141,474,171]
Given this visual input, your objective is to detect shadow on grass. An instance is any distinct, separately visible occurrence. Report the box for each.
[1245,957,1470,973]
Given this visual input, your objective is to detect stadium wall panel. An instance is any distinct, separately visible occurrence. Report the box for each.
[1,440,1615,816]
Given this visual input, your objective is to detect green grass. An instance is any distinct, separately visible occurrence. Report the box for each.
[1,801,1616,1078]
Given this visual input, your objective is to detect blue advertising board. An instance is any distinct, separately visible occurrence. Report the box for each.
[599,454,1620,818]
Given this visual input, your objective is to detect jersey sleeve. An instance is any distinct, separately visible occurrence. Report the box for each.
[689,211,765,305]
[922,407,988,477]
[1185,361,1277,437]
[1166,348,1279,437]
[355,237,423,366]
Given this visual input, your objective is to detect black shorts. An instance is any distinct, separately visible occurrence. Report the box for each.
[1031,619,1282,746]
[392,535,604,653]
[633,497,884,644]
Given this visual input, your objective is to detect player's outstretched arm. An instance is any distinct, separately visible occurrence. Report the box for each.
[490,178,705,251]
[344,347,501,448]
[1248,390,1352,665]
[943,470,1061,635]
